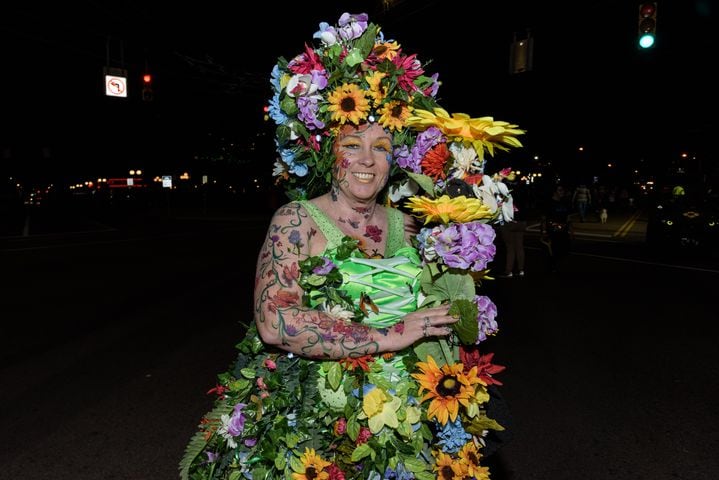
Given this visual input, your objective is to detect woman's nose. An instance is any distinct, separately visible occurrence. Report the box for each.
[357,147,376,166]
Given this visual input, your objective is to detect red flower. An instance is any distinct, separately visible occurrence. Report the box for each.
[339,355,375,372]
[459,346,506,386]
[288,43,325,74]
[327,463,346,480]
[391,52,424,92]
[464,173,484,185]
[356,426,372,445]
[334,418,347,436]
[206,384,227,397]
[421,143,450,180]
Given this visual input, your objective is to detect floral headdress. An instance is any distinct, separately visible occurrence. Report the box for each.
[268,13,525,210]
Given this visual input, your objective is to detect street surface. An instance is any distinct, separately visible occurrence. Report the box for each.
[2,207,718,480]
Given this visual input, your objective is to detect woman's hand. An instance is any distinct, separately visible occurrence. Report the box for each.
[389,304,459,352]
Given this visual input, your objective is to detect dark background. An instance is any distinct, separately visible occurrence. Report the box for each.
[2,0,717,185]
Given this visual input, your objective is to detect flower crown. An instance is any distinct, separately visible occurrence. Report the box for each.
[268,12,525,208]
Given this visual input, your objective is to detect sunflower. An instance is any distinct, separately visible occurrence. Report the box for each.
[327,83,370,125]
[433,451,465,480]
[378,100,413,132]
[405,195,493,224]
[458,442,490,480]
[411,356,482,425]
[365,71,387,105]
[291,448,331,480]
[406,107,525,160]
[372,40,400,61]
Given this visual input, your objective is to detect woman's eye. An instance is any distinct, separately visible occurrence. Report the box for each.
[341,143,360,150]
[373,145,391,153]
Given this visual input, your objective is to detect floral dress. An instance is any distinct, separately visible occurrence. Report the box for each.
[180,203,438,480]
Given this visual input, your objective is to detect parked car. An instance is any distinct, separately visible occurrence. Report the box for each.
[645,188,719,252]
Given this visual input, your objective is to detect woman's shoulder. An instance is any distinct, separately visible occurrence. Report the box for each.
[269,201,316,229]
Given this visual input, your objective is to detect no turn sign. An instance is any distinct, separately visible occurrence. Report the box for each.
[105,75,127,98]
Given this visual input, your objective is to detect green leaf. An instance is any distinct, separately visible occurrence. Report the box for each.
[407,172,436,197]
[449,299,479,345]
[426,271,475,302]
[347,415,360,441]
[350,443,374,462]
[274,453,287,470]
[240,368,256,379]
[306,274,327,287]
[345,48,365,67]
[327,362,342,391]
[413,339,445,363]
[289,455,304,473]
[415,471,436,480]
[229,472,242,480]
[403,456,427,473]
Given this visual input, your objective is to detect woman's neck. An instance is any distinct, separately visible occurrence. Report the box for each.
[321,191,379,223]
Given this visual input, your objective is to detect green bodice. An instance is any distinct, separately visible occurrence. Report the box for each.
[299,200,422,328]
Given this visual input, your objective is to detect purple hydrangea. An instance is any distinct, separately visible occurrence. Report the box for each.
[434,222,496,271]
[475,295,498,343]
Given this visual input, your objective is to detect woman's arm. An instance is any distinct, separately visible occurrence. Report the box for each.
[253,203,456,359]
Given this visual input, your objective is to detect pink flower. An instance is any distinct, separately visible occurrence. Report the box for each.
[264,358,277,371]
[356,426,372,445]
[334,418,347,436]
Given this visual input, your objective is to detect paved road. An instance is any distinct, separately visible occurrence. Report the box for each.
[2,211,718,480]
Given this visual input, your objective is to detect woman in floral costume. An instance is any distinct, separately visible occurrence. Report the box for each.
[180,12,524,480]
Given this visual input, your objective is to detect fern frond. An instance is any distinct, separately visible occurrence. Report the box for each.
[178,402,233,480]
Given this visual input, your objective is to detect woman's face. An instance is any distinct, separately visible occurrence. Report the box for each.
[332,122,392,202]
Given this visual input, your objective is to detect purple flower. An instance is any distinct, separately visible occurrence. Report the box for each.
[337,12,369,40]
[434,222,496,271]
[297,96,325,130]
[227,403,247,436]
[312,257,336,275]
[475,295,498,343]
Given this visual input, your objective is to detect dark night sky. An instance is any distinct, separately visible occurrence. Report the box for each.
[1,0,717,181]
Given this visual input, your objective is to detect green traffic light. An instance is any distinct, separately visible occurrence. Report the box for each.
[639,33,655,49]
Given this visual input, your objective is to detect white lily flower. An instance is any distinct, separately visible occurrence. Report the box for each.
[285,74,319,97]
[449,143,478,175]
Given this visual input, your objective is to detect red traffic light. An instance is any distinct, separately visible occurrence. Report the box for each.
[143,74,152,84]
[639,2,656,17]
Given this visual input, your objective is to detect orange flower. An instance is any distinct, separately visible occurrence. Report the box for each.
[339,354,375,372]
[421,143,450,180]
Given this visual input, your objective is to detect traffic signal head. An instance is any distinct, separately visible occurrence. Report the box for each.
[638,2,657,49]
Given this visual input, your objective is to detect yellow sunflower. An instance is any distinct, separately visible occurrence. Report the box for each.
[433,451,465,480]
[406,107,525,160]
[458,442,490,480]
[365,71,387,105]
[372,40,400,61]
[327,83,370,125]
[378,100,413,132]
[405,195,493,224]
[411,356,481,425]
[291,448,331,480]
